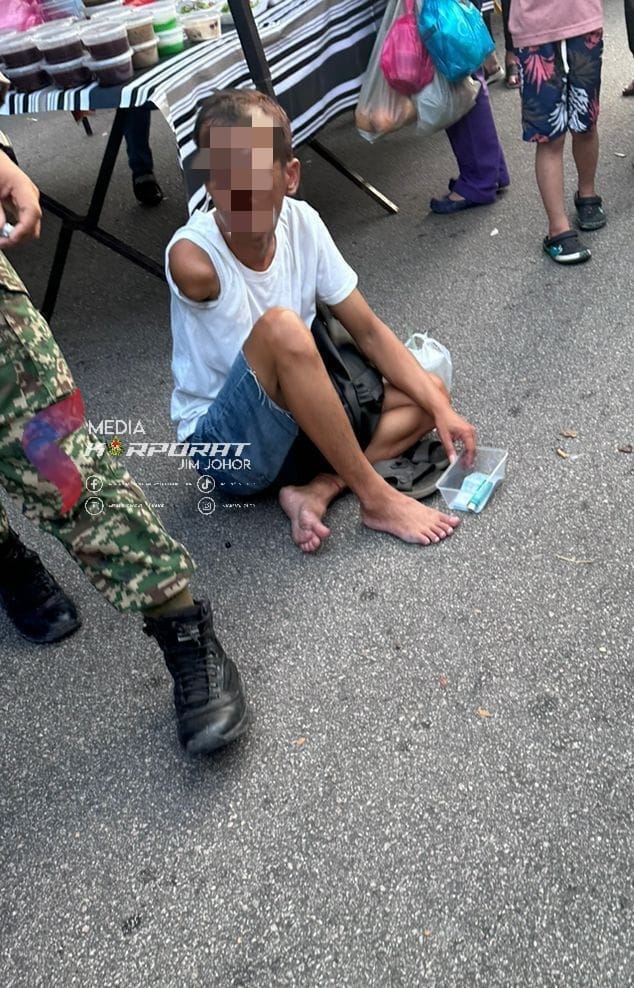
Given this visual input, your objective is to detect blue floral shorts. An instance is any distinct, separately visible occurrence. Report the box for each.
[515,31,603,142]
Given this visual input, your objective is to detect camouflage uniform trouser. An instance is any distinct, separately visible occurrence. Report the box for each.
[0,253,195,612]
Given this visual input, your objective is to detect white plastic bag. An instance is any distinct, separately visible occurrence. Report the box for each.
[405,332,453,390]
[354,0,417,143]
[412,71,480,136]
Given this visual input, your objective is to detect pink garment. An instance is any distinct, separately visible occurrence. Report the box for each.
[0,1,43,32]
[509,0,603,48]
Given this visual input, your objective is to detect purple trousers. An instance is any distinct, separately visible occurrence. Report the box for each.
[445,72,510,204]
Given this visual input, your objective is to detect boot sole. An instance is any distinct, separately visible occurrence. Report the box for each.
[185,707,250,755]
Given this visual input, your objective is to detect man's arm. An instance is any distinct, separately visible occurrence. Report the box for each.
[168,239,220,303]
[329,288,476,461]
[0,150,42,247]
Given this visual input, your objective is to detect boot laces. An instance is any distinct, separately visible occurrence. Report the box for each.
[174,623,221,706]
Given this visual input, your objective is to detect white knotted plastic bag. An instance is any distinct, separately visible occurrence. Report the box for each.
[412,71,480,136]
[405,332,453,390]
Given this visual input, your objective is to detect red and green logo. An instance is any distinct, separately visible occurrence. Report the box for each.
[108,436,124,457]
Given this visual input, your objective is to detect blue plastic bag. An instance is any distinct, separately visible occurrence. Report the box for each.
[418,0,494,82]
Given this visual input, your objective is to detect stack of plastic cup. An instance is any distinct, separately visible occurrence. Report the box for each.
[38,0,86,23]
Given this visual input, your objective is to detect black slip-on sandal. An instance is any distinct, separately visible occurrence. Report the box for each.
[574,192,607,231]
[542,230,591,265]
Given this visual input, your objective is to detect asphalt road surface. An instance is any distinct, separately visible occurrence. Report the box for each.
[1,2,632,985]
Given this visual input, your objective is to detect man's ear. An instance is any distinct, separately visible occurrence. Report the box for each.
[284,157,301,196]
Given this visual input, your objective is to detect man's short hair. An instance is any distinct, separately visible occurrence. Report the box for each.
[194,89,293,165]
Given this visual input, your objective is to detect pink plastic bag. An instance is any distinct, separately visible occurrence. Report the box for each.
[0,1,43,32]
[380,0,434,96]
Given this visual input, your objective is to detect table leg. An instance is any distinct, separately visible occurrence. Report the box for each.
[308,139,398,214]
[39,108,164,322]
[40,220,73,323]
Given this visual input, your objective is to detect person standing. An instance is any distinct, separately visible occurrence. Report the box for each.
[622,0,634,96]
[0,88,248,754]
[510,0,606,264]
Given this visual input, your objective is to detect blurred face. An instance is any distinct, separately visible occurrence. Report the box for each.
[204,108,298,236]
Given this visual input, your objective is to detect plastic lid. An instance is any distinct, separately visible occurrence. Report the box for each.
[133,39,159,51]
[0,34,40,54]
[5,60,48,77]
[33,18,78,37]
[157,28,184,42]
[81,22,128,42]
[181,10,220,21]
[47,55,88,71]
[88,49,132,67]
[36,28,82,48]
[124,10,154,24]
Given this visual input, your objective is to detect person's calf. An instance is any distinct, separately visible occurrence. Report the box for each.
[535,136,569,237]
[571,128,599,199]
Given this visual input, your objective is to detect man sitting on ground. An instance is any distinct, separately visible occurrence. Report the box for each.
[166,90,477,552]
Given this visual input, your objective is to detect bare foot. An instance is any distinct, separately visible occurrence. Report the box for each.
[279,475,342,553]
[361,489,460,545]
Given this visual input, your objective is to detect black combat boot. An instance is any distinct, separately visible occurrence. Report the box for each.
[0,529,82,643]
[144,598,249,754]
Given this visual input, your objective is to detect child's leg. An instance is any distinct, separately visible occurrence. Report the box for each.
[572,128,599,198]
[565,31,604,198]
[535,135,569,237]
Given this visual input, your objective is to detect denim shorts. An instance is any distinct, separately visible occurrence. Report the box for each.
[516,31,603,142]
[190,350,299,495]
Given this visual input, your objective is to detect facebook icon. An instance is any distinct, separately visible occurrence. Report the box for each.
[85,476,103,494]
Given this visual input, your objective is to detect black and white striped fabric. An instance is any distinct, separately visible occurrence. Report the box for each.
[0,0,388,214]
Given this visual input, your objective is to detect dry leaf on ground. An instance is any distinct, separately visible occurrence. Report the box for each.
[439,675,449,688]
[560,429,577,438]
[556,448,569,459]
[476,708,491,718]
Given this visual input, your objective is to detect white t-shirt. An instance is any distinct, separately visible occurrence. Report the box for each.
[165,197,358,440]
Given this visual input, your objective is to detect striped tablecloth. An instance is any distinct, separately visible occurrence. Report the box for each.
[1,0,388,212]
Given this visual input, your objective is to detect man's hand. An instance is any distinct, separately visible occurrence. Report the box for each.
[0,153,42,248]
[434,406,477,467]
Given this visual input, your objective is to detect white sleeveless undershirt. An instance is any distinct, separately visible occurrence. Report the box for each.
[165,197,358,440]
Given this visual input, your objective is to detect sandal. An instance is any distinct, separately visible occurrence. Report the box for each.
[622,80,634,97]
[542,230,591,265]
[505,60,520,89]
[374,454,439,500]
[405,437,450,472]
[574,192,607,231]
[484,62,505,85]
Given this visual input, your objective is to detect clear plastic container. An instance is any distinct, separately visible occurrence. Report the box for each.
[125,12,156,46]
[33,18,79,38]
[149,3,180,33]
[0,33,41,70]
[157,27,184,56]
[89,49,134,85]
[48,56,94,87]
[81,22,129,59]
[37,27,84,64]
[132,38,159,69]
[182,11,221,41]
[5,61,51,93]
[435,446,508,513]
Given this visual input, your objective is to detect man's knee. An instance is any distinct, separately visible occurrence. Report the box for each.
[251,307,317,360]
